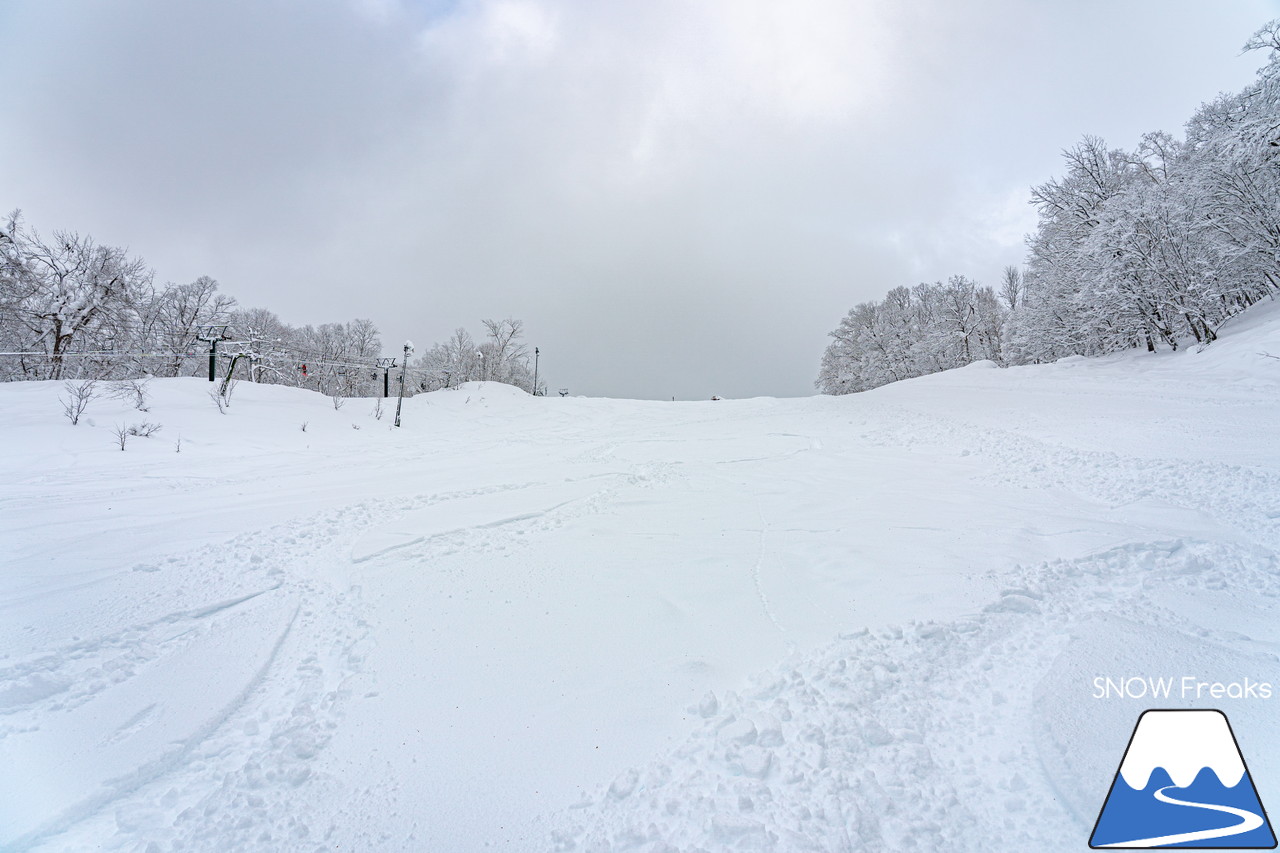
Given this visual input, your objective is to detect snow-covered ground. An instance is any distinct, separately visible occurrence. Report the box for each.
[3,301,1280,852]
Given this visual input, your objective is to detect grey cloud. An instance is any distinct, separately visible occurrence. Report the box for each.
[2,0,1276,398]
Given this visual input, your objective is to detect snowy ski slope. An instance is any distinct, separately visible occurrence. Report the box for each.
[2,300,1279,851]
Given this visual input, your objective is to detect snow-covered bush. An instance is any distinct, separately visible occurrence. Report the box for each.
[127,421,162,438]
[107,378,151,411]
[60,379,97,425]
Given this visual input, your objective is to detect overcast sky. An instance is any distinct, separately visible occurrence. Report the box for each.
[2,0,1277,399]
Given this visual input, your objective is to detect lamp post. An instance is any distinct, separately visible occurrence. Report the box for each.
[377,357,397,398]
[195,324,229,382]
[394,341,414,428]
[532,346,539,396]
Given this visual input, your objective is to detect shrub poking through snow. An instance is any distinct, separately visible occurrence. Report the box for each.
[107,378,151,411]
[60,380,97,425]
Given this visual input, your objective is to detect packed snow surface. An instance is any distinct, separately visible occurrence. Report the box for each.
[2,301,1280,851]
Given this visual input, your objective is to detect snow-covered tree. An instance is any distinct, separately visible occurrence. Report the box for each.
[479,318,533,388]
[0,211,152,379]
[999,266,1023,311]
[413,319,537,393]
[137,276,237,377]
[415,327,480,390]
[0,210,386,388]
[816,276,1006,394]
[1004,22,1280,364]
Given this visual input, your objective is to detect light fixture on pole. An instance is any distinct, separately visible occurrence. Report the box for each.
[394,341,414,427]
[532,347,540,396]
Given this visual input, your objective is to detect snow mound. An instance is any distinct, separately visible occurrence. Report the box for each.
[446,380,530,397]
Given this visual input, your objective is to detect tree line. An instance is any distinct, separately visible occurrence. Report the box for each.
[0,210,541,396]
[818,20,1280,394]
[412,319,543,394]
[0,210,383,394]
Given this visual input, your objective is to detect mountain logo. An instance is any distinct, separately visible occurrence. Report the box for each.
[1090,709,1276,848]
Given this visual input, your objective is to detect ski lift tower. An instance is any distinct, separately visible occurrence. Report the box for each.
[196,324,229,382]
[377,357,397,398]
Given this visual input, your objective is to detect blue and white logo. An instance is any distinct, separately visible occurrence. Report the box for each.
[1090,709,1276,848]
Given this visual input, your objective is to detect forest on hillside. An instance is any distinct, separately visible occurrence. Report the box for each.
[817,21,1280,395]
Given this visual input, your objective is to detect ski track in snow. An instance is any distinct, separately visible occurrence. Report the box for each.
[749,498,793,653]
[548,364,1280,850]
[0,504,376,851]
[1,464,672,852]
[1,312,1278,852]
